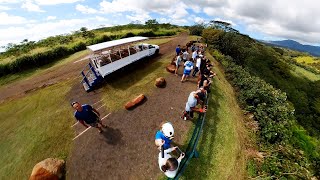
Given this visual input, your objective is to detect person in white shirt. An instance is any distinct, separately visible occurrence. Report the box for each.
[181,88,207,120]
[158,146,185,178]
[175,53,183,75]
[192,50,198,61]
[192,56,201,77]
[182,50,189,62]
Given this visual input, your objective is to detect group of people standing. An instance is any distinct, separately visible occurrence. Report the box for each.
[154,42,217,178]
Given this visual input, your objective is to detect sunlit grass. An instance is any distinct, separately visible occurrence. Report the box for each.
[290,63,320,81]
[0,81,74,179]
[101,54,172,112]
[295,56,318,64]
[0,50,89,87]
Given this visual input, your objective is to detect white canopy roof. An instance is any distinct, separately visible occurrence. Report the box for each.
[87,36,148,52]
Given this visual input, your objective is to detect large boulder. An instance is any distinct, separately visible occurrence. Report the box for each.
[29,158,65,180]
[166,64,176,73]
[155,77,166,88]
[125,94,146,110]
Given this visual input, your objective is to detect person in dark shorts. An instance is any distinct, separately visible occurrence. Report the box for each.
[72,102,107,133]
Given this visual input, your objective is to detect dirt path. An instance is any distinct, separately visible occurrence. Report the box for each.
[66,33,200,179]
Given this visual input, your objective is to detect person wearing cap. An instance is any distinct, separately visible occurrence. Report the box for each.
[155,122,174,150]
[72,102,107,133]
[181,89,207,120]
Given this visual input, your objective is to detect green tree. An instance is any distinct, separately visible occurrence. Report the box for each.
[145,19,159,31]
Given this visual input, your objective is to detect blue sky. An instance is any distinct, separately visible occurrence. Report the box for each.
[0,0,319,50]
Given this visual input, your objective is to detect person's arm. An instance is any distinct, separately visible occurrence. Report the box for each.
[177,152,185,162]
[164,147,176,154]
[78,120,89,128]
[190,106,207,113]
[92,108,100,117]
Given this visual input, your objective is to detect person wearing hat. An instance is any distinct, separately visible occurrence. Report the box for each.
[181,89,207,120]
[72,101,107,133]
[155,122,175,150]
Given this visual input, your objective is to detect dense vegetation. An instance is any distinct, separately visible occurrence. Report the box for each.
[202,27,320,178]
[0,22,182,77]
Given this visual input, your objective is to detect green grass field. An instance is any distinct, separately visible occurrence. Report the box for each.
[0,81,75,179]
[179,52,247,179]
[295,56,318,64]
[100,53,172,111]
[0,50,89,87]
[290,63,320,81]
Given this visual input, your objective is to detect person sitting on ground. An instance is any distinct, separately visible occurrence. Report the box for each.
[175,52,183,76]
[155,122,175,150]
[181,88,207,120]
[158,146,185,178]
[72,102,107,133]
[181,58,193,82]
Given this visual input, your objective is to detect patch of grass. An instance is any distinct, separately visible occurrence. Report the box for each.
[290,63,320,81]
[0,81,74,179]
[180,52,247,179]
[247,159,258,177]
[101,54,172,112]
[0,50,89,87]
[141,37,174,45]
[295,56,318,64]
[188,35,201,41]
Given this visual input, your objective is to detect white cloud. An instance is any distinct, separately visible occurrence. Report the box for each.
[46,16,56,20]
[34,0,83,5]
[76,4,98,14]
[0,0,20,3]
[194,17,204,24]
[0,5,11,10]
[0,12,28,25]
[22,0,45,12]
[126,13,151,23]
[95,16,108,22]
[200,0,320,44]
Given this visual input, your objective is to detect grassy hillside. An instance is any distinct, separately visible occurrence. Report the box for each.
[202,28,320,178]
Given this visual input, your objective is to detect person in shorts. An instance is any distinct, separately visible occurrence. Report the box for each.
[72,101,107,133]
[181,59,193,82]
[175,53,183,75]
[181,89,207,120]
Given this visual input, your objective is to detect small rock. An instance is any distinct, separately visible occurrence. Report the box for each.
[29,158,65,180]
[155,77,166,88]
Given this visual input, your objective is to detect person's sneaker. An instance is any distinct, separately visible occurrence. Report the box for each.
[184,117,187,121]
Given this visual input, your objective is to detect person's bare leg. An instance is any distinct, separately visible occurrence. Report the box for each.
[181,74,185,82]
[97,126,103,133]
[99,121,107,128]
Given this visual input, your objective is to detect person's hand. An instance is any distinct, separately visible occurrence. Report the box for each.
[172,146,178,151]
[85,125,89,128]
[180,153,185,158]
[199,108,207,113]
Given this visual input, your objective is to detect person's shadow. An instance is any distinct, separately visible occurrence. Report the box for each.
[100,126,123,145]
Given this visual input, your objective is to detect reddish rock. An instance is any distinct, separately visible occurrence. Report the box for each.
[125,94,145,110]
[166,64,176,73]
[29,158,65,180]
[155,77,166,88]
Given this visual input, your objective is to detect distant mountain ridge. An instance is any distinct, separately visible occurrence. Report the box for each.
[265,39,320,57]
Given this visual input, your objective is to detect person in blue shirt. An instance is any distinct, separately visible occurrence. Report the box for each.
[155,122,175,150]
[175,45,181,56]
[72,101,107,133]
